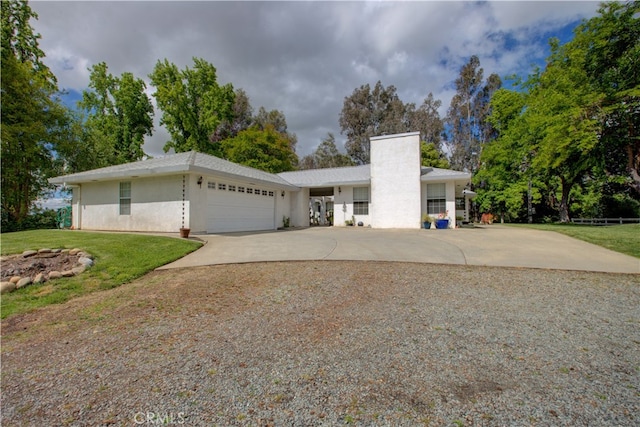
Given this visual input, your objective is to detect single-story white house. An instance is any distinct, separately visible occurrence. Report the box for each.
[49,131,473,233]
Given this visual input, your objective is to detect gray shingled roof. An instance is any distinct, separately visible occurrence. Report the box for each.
[278,165,371,187]
[420,167,471,182]
[49,151,299,190]
[49,151,471,189]
[278,164,470,187]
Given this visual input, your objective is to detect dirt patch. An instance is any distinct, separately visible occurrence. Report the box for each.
[1,252,80,281]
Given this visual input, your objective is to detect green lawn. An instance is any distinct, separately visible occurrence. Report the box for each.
[508,223,640,259]
[1,230,202,319]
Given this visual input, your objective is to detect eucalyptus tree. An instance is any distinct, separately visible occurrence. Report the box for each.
[445,55,501,172]
[298,133,354,170]
[252,107,298,153]
[407,92,445,151]
[339,81,409,164]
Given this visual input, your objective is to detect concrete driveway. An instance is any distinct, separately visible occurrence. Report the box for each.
[158,225,639,274]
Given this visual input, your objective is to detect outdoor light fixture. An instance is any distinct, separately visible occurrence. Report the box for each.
[281,190,285,198]
[338,186,342,194]
[197,176,203,187]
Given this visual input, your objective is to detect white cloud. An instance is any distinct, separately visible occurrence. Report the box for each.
[29,1,601,158]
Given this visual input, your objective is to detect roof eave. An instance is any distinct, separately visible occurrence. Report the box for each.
[48,165,190,185]
[50,165,300,191]
[420,173,471,183]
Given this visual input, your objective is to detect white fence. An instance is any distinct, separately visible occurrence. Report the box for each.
[571,217,640,225]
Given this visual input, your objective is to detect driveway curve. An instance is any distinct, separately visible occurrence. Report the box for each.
[159,225,639,274]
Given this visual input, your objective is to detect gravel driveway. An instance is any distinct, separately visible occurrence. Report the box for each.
[2,261,639,426]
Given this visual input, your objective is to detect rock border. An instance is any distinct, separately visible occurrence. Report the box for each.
[0,248,94,294]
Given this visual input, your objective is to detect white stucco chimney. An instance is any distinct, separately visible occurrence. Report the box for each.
[370,131,422,228]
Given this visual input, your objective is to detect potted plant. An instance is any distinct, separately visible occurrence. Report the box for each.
[422,213,433,229]
[435,211,450,229]
[179,227,190,238]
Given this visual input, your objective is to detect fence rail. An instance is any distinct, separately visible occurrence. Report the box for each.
[571,217,640,225]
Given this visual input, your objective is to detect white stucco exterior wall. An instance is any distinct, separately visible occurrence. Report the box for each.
[72,175,184,232]
[332,185,371,227]
[290,188,309,227]
[370,131,421,229]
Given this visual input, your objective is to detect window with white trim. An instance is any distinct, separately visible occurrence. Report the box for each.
[218,183,226,191]
[119,181,131,215]
[238,186,245,193]
[268,191,274,197]
[229,185,236,192]
[353,187,369,215]
[208,181,216,189]
[262,190,268,196]
[247,188,253,194]
[427,183,446,215]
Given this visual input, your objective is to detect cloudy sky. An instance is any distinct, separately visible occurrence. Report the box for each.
[30,1,601,158]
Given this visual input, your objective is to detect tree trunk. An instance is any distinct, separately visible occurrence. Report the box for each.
[558,176,572,223]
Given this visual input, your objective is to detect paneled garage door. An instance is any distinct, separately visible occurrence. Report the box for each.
[207,182,275,233]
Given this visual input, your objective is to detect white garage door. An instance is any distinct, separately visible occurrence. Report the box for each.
[207,183,275,233]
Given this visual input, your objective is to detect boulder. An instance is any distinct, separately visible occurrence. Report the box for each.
[34,273,46,284]
[38,248,52,254]
[48,271,63,279]
[16,277,32,289]
[22,250,37,258]
[78,257,94,267]
[69,248,81,255]
[72,266,86,275]
[52,248,62,253]
[9,276,21,284]
[1,281,16,294]
[61,270,75,277]
[78,252,94,260]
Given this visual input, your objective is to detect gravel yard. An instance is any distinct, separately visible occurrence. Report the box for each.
[1,261,639,426]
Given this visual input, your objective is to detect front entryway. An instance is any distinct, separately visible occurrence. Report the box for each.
[309,187,334,226]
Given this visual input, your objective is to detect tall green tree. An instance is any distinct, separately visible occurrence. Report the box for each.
[1,0,71,228]
[475,88,540,221]
[78,62,154,167]
[407,92,445,152]
[527,38,602,222]
[149,57,235,155]
[445,55,501,172]
[219,125,298,173]
[299,133,354,170]
[582,1,640,196]
[339,81,409,164]
[253,106,298,153]
[477,1,638,222]
[211,88,254,143]
[421,142,450,169]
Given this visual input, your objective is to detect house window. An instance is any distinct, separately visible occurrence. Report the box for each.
[119,181,131,215]
[218,183,226,191]
[229,185,236,192]
[255,189,262,196]
[427,183,446,215]
[353,187,369,215]
[268,191,274,197]
[247,188,253,194]
[262,190,268,196]
[238,186,245,193]
[207,181,216,189]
